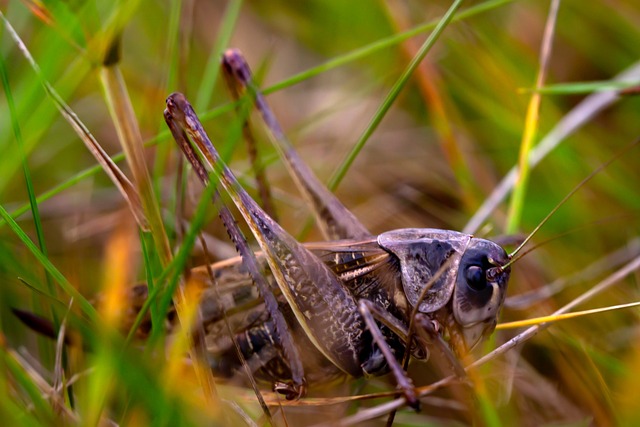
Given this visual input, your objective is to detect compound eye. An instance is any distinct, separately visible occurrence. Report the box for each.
[465,265,487,291]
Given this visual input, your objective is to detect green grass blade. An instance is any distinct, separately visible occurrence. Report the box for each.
[195,0,244,112]
[0,0,508,222]
[263,0,514,96]
[327,0,464,191]
[0,43,61,373]
[530,80,640,94]
[0,203,97,321]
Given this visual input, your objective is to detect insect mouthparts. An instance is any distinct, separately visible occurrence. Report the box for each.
[486,266,503,281]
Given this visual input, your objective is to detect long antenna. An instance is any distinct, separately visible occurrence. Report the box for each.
[501,138,639,270]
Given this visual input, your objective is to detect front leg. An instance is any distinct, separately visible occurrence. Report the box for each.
[413,313,467,380]
[358,299,419,409]
[358,300,471,410]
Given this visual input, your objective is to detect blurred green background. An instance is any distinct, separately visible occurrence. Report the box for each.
[1,0,639,425]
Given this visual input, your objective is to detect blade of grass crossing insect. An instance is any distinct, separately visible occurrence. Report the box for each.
[98,33,202,396]
[145,103,251,346]
[327,0,464,192]
[129,97,251,342]
[145,168,219,347]
[152,0,183,210]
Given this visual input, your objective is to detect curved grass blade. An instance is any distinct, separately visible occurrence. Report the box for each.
[0,12,149,231]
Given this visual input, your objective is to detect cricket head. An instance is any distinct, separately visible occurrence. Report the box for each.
[377,229,510,356]
[450,238,510,355]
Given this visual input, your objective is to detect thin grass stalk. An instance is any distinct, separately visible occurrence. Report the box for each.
[99,37,225,410]
[195,0,244,112]
[151,0,184,207]
[99,39,172,266]
[381,0,479,211]
[532,80,640,94]
[505,0,559,233]
[497,301,640,329]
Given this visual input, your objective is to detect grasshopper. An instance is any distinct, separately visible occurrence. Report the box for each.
[159,49,512,409]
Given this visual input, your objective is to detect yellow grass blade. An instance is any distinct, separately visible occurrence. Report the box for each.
[497,301,640,329]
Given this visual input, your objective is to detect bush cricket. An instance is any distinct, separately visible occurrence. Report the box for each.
[160,49,512,411]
